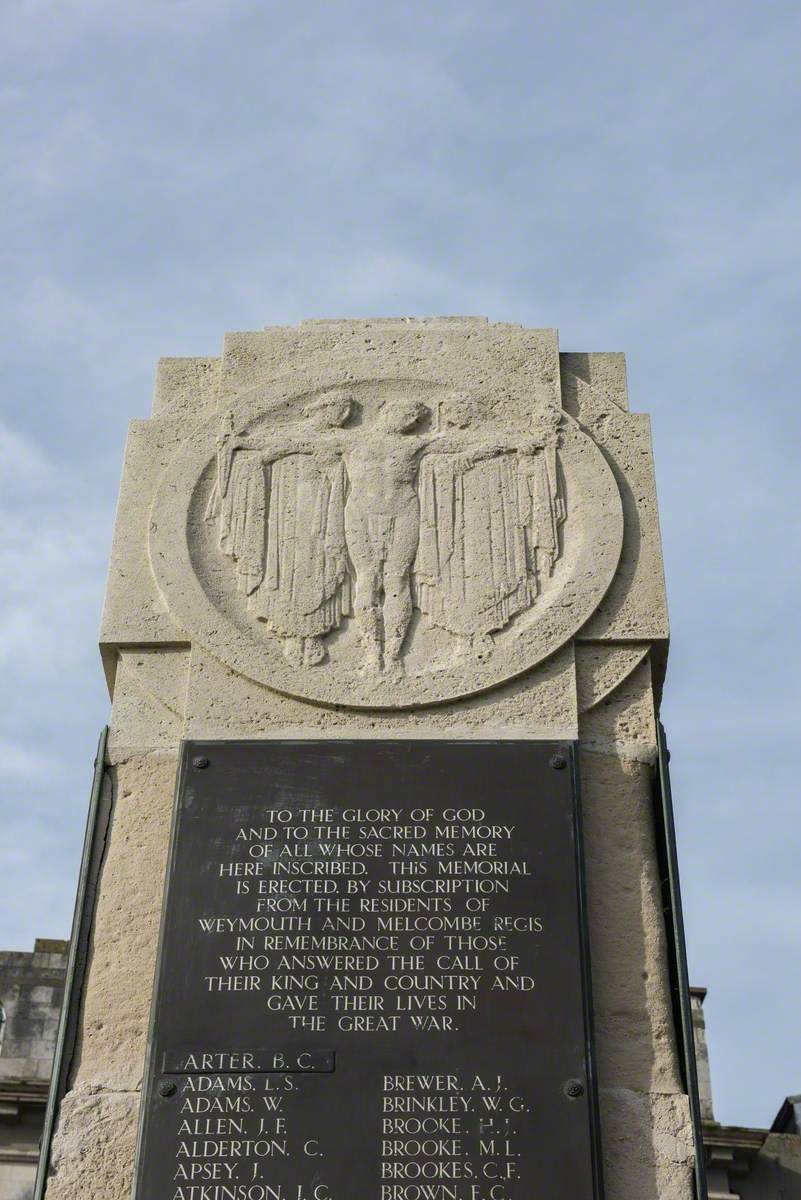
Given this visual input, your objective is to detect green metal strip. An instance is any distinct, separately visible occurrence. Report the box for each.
[655,721,708,1200]
[570,742,606,1199]
[34,727,112,1200]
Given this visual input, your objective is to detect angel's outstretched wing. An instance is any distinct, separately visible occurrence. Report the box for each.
[206,450,266,596]
[414,450,531,638]
[517,444,564,580]
[413,453,459,622]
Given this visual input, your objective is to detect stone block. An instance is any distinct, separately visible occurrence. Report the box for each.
[600,1087,694,1200]
[581,747,682,1095]
[70,754,177,1092]
[562,352,668,656]
[151,356,220,419]
[45,1084,140,1200]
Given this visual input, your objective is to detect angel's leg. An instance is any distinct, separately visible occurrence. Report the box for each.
[383,499,419,668]
[303,637,326,666]
[282,637,303,667]
[354,571,382,673]
[345,503,383,673]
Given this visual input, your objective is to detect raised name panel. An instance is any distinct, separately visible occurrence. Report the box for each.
[134,740,601,1199]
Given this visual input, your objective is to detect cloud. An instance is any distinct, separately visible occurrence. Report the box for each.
[0,418,50,490]
[338,253,455,307]
[0,741,61,783]
[9,109,108,197]
[0,0,244,58]
[0,421,110,680]
[14,275,101,346]
[0,418,109,952]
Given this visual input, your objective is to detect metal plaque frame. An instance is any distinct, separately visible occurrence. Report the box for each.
[133,739,603,1199]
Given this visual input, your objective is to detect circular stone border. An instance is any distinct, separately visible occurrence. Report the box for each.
[149,404,624,710]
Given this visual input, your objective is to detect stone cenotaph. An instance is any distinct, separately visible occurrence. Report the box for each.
[40,318,699,1199]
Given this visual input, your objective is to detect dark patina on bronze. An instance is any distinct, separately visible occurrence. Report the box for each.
[133,739,602,1198]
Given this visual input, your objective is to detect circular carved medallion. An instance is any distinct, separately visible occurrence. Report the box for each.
[149,379,623,709]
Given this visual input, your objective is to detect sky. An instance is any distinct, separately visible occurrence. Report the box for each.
[1,0,799,1130]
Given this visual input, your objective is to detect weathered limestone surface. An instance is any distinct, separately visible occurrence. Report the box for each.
[579,670,693,1198]
[182,641,579,741]
[45,318,693,1199]
[45,1084,139,1200]
[600,1088,694,1199]
[561,351,668,650]
[70,756,178,1091]
[43,754,178,1200]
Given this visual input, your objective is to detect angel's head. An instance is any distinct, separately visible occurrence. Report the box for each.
[533,402,563,441]
[377,397,428,434]
[440,394,478,430]
[302,391,353,430]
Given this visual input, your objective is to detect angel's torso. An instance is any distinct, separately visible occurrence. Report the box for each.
[341,435,424,515]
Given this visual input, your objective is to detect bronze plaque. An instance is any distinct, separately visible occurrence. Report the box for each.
[134,740,602,1198]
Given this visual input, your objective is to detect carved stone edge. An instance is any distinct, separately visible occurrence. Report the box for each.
[575,643,651,714]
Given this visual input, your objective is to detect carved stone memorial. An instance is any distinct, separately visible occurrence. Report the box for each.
[41,319,696,1200]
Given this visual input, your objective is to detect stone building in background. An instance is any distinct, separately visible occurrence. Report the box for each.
[0,941,67,1200]
[691,987,801,1198]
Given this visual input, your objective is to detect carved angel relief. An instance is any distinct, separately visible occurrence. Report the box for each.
[205,392,565,678]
